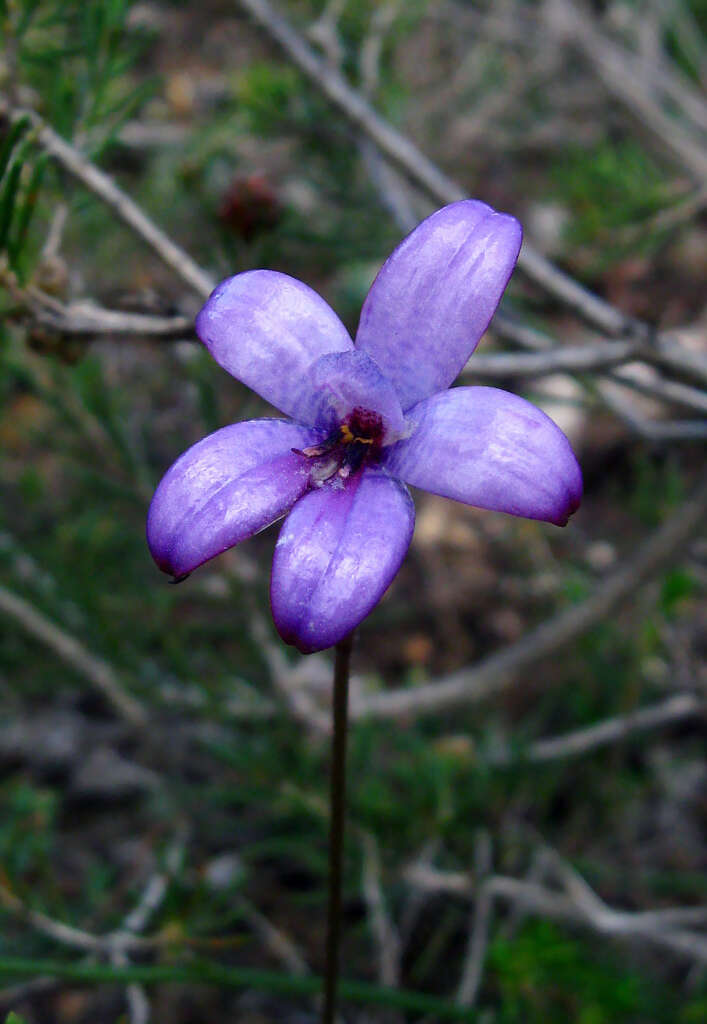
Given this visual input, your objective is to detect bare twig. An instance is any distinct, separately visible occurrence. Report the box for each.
[229,558,330,735]
[307,0,348,68]
[234,0,666,338]
[235,0,706,454]
[110,830,186,1024]
[361,831,401,988]
[3,274,193,338]
[405,861,707,966]
[0,104,215,300]
[487,692,704,765]
[465,338,707,398]
[0,882,152,956]
[456,832,493,1008]
[351,477,707,720]
[0,583,148,728]
[545,0,707,183]
[595,379,707,441]
[239,901,310,976]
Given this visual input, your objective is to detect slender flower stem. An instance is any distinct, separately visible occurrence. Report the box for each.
[323,632,354,1024]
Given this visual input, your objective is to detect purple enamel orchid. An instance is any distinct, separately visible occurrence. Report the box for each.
[147,200,582,654]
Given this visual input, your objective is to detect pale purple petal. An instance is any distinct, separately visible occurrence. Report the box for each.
[355,200,522,410]
[147,419,324,577]
[383,387,582,526]
[270,470,414,653]
[290,350,406,442]
[195,270,352,419]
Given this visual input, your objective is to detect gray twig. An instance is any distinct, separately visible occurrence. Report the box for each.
[361,830,401,988]
[234,0,668,338]
[456,831,493,1008]
[0,104,215,300]
[545,0,707,183]
[0,583,148,728]
[405,859,707,967]
[487,692,705,765]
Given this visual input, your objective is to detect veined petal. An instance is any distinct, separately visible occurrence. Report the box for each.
[271,469,414,653]
[355,201,522,410]
[196,271,352,418]
[290,350,406,442]
[147,419,324,577]
[383,387,582,526]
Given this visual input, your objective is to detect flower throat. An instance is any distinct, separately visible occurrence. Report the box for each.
[292,407,384,483]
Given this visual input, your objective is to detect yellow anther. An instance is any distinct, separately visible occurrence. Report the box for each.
[340,423,374,445]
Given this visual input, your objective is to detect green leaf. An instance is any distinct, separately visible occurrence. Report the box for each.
[8,153,48,275]
[0,116,30,182]
[0,159,23,251]
[0,956,479,1021]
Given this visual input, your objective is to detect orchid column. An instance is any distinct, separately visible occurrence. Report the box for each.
[147,200,582,1020]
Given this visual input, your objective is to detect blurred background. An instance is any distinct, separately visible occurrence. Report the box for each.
[0,1,705,1021]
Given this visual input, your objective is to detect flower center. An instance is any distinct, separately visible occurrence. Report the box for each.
[293,406,384,484]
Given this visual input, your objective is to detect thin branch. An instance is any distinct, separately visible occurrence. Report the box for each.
[545,0,707,183]
[0,583,148,728]
[238,901,310,976]
[0,882,152,956]
[466,340,637,376]
[235,0,661,338]
[596,378,707,441]
[465,338,707,398]
[0,104,215,300]
[405,863,707,966]
[607,367,707,418]
[110,830,186,1024]
[2,271,193,338]
[456,832,493,1008]
[351,477,707,720]
[486,692,704,765]
[361,831,401,989]
[250,612,330,734]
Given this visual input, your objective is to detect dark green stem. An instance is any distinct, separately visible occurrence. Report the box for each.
[322,631,353,1024]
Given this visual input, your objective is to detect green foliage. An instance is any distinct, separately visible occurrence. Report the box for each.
[5,0,155,149]
[0,780,58,894]
[660,567,696,617]
[487,920,690,1023]
[0,118,48,282]
[552,139,674,265]
[0,3,704,1020]
[235,62,303,136]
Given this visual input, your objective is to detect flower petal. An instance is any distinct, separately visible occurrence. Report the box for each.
[383,387,582,525]
[147,419,324,577]
[271,469,414,653]
[290,350,406,442]
[196,270,352,418]
[355,200,522,410]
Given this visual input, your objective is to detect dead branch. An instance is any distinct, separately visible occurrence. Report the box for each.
[361,830,402,988]
[0,104,215,300]
[234,0,676,339]
[405,859,707,967]
[0,583,148,728]
[486,692,704,765]
[545,0,707,183]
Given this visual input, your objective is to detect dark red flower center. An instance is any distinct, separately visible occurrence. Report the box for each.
[293,407,384,483]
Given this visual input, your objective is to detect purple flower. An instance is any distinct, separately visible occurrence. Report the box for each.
[147,200,582,654]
